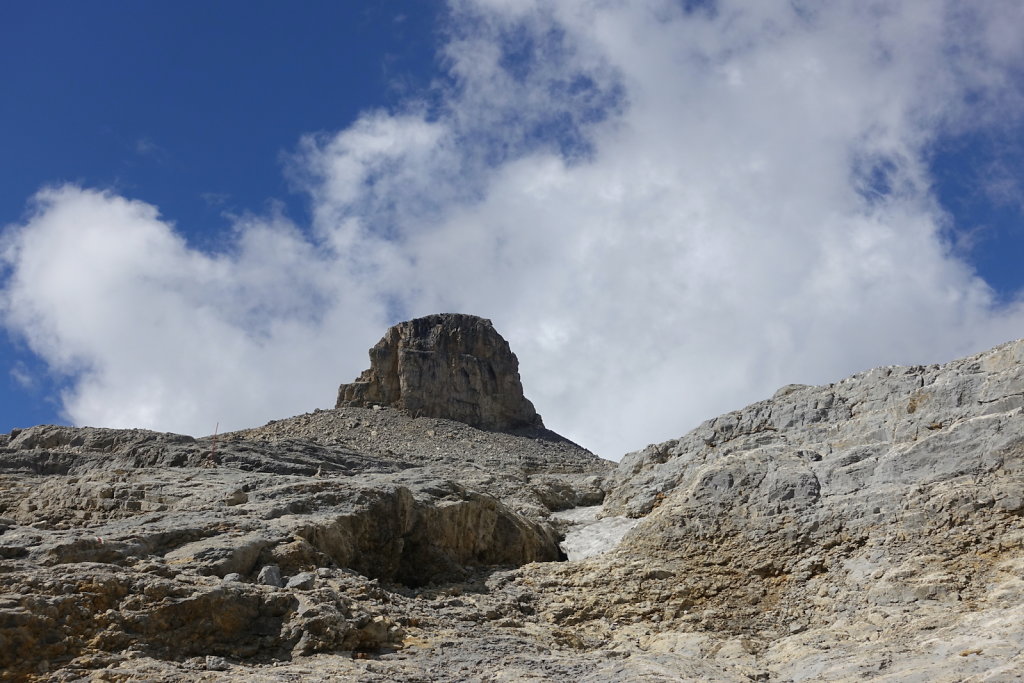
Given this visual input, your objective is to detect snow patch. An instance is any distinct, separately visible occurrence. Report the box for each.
[552,505,642,561]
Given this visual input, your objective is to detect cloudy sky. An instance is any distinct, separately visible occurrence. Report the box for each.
[2,0,1023,459]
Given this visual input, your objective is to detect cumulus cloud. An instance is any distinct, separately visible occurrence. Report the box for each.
[3,0,1024,457]
[1,187,389,433]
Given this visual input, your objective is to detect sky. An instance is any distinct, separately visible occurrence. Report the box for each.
[2,0,1023,460]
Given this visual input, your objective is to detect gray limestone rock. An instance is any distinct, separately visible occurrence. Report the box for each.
[336,313,543,432]
[285,572,315,590]
[257,564,284,587]
[1,325,1022,681]
[0,398,606,677]
[603,337,1024,520]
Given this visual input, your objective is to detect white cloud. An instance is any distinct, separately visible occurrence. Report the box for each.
[10,362,35,391]
[3,0,1024,457]
[1,187,389,434]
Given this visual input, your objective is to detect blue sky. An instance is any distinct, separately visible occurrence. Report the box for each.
[2,1,1023,458]
[2,2,438,247]
[1,1,442,427]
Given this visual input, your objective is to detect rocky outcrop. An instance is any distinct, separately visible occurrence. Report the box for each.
[336,314,543,432]
[0,411,606,678]
[1,321,1023,681]
[0,317,610,680]
[603,337,1024,519]
[518,337,1024,680]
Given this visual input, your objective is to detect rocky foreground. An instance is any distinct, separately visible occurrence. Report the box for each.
[1,315,1022,681]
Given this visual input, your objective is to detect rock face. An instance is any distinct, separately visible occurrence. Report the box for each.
[337,314,543,432]
[554,337,1024,680]
[603,337,1024,520]
[0,413,607,679]
[1,323,1023,681]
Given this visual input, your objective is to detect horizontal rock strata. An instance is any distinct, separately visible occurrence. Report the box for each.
[337,314,543,432]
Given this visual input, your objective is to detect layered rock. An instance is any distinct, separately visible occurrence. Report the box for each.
[0,413,606,678]
[2,324,1023,681]
[604,337,1024,519]
[517,337,1024,680]
[0,317,609,680]
[337,314,543,432]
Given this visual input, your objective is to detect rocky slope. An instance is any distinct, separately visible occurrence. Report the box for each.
[1,316,1022,681]
[523,337,1024,681]
[0,407,609,680]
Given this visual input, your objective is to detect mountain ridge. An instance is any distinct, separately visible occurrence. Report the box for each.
[0,318,1021,680]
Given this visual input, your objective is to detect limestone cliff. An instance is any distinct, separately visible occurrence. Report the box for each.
[336,313,543,432]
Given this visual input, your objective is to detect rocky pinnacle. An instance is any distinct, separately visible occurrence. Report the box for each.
[336,313,544,432]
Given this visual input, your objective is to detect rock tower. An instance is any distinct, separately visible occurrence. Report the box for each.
[336,313,544,432]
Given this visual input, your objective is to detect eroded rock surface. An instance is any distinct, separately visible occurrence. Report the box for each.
[562,337,1024,680]
[1,332,1022,681]
[0,411,608,679]
[336,314,543,432]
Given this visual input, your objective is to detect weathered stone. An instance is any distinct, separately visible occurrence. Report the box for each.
[205,656,230,671]
[165,533,273,578]
[0,395,605,678]
[257,565,284,587]
[285,572,315,590]
[1,325,1022,681]
[336,313,543,432]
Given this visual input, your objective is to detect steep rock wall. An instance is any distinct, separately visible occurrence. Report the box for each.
[336,314,543,432]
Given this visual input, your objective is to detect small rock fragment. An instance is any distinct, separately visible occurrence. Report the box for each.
[224,490,248,505]
[257,565,284,587]
[205,656,230,671]
[286,572,315,590]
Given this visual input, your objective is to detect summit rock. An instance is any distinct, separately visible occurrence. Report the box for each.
[336,313,544,432]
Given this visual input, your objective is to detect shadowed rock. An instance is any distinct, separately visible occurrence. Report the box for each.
[336,313,544,432]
